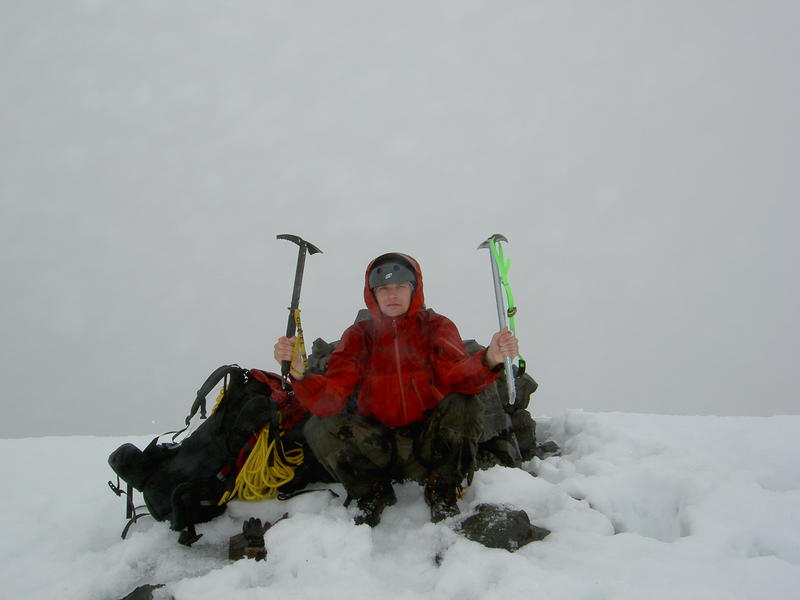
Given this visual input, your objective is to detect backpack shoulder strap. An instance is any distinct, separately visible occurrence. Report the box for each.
[185,365,245,425]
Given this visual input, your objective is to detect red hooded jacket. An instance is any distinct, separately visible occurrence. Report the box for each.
[291,254,502,428]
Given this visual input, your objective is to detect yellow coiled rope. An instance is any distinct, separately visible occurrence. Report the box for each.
[210,341,305,505]
[219,420,304,504]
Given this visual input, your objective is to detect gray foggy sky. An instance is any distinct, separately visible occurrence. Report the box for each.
[1,1,798,438]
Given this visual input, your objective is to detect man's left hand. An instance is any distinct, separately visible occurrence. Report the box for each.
[486,327,519,368]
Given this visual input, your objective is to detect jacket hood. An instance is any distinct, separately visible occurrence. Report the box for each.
[364,253,425,321]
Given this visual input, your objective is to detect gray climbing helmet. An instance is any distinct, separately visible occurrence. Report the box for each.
[368,257,416,290]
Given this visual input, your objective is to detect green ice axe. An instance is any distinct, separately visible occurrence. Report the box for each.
[478,233,524,407]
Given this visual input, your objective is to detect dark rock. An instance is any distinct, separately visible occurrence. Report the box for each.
[119,583,172,600]
[511,409,537,461]
[464,339,543,468]
[307,338,340,375]
[456,503,550,551]
[534,440,561,459]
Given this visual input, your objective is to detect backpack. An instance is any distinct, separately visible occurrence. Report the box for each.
[107,365,311,546]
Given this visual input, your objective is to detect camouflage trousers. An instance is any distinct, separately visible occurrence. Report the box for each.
[304,393,485,499]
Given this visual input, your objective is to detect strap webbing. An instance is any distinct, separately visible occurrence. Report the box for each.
[289,309,308,378]
[489,239,526,378]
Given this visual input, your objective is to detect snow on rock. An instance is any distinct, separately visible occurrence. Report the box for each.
[0,412,798,599]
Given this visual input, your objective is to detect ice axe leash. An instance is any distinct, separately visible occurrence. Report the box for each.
[277,234,322,387]
[478,233,526,407]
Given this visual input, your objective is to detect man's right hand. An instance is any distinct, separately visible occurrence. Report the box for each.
[273,336,305,379]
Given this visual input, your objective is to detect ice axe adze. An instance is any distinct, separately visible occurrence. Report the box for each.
[277,234,322,382]
[478,233,522,408]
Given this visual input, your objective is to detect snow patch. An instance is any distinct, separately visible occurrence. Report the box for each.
[1,413,799,599]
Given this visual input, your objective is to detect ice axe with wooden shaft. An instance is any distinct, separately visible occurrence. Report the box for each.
[478,233,525,409]
[277,234,322,384]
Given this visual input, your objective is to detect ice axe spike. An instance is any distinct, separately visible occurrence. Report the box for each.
[478,233,516,407]
[277,234,322,379]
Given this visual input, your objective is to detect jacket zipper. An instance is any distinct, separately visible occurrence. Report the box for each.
[392,319,409,424]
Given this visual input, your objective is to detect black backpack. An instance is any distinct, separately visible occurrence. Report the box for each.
[107,365,309,546]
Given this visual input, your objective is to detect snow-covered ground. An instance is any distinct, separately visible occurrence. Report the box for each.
[1,410,798,599]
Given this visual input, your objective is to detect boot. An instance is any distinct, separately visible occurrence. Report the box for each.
[353,482,397,527]
[424,482,461,523]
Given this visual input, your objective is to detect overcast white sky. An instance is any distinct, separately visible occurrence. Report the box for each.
[1,0,798,438]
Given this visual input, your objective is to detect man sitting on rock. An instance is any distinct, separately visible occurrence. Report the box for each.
[274,252,519,526]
